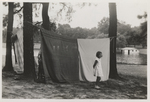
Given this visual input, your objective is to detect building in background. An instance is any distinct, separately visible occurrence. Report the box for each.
[121,47,139,55]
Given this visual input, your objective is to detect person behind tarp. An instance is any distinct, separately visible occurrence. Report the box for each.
[11,29,24,75]
[93,51,104,89]
[34,48,45,83]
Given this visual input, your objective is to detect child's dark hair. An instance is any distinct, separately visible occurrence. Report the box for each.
[96,51,102,57]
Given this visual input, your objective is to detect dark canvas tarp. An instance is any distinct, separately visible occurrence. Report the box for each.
[40,29,79,83]
[78,39,110,82]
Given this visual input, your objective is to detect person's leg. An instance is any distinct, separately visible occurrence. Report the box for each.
[95,76,101,89]
[96,76,101,86]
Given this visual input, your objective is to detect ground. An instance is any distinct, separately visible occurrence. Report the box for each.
[2,64,147,99]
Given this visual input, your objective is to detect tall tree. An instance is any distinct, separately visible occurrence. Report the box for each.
[3,2,14,71]
[23,3,35,77]
[108,3,119,78]
[42,3,50,30]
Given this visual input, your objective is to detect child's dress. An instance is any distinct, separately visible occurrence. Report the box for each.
[93,57,104,77]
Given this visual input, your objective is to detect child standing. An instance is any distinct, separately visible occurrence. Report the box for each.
[93,51,104,89]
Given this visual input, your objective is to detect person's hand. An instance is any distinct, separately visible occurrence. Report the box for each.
[94,72,96,76]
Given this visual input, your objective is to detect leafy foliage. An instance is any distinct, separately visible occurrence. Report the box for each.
[3,2,8,6]
[3,2,23,28]
[116,34,127,48]
[3,15,8,27]
[97,17,143,48]
[98,17,109,34]
[57,24,105,39]
[137,12,147,48]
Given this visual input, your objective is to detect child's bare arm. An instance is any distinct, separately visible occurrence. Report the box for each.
[93,60,98,68]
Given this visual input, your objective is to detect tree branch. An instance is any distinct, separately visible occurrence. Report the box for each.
[13,6,24,14]
[57,3,69,17]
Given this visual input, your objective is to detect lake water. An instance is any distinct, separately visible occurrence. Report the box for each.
[117,53,147,65]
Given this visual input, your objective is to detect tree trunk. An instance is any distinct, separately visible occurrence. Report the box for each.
[3,3,14,71]
[108,3,119,78]
[42,3,50,30]
[23,3,35,78]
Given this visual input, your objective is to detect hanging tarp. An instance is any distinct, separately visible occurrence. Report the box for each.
[12,28,24,74]
[78,39,110,82]
[40,29,79,83]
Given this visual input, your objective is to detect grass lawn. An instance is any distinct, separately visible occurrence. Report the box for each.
[117,64,147,78]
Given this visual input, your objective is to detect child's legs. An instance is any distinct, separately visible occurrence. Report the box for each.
[96,76,101,86]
